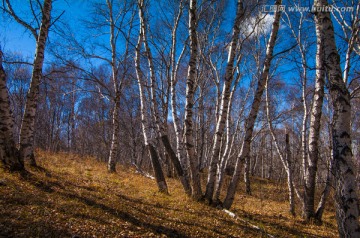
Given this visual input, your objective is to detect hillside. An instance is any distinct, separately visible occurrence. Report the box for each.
[0,151,338,237]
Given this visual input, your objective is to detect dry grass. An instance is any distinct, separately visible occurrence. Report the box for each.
[0,150,338,237]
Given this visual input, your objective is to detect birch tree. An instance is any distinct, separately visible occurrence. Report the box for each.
[0,50,22,171]
[166,1,193,195]
[301,9,326,221]
[105,0,135,173]
[138,0,191,195]
[56,0,135,172]
[331,0,359,85]
[2,0,53,166]
[284,3,328,221]
[204,0,244,203]
[265,79,296,216]
[135,0,168,194]
[168,1,188,180]
[184,0,203,200]
[223,0,283,209]
[314,0,360,236]
[213,83,251,203]
[106,0,122,172]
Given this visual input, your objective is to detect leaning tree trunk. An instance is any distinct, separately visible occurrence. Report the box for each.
[135,0,168,194]
[184,0,202,200]
[204,0,244,203]
[169,1,192,195]
[314,0,360,236]
[222,0,282,209]
[303,16,325,221]
[138,0,191,195]
[213,72,244,203]
[19,0,52,166]
[0,51,22,171]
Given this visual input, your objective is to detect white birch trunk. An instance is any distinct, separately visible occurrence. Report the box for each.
[222,0,282,209]
[184,0,202,200]
[108,92,120,173]
[0,50,22,171]
[303,14,325,220]
[204,0,244,203]
[300,53,308,187]
[170,1,187,171]
[139,0,191,195]
[285,132,296,216]
[314,0,360,236]
[19,0,52,166]
[135,0,168,194]
[107,0,120,173]
[213,73,244,203]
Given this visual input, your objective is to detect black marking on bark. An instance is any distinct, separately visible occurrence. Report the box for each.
[340,132,350,138]
[340,146,351,156]
[345,168,354,176]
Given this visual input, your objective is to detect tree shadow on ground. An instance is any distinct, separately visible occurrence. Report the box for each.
[58,191,188,237]
[235,209,331,238]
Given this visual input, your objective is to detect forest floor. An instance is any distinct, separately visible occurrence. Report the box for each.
[0,150,338,237]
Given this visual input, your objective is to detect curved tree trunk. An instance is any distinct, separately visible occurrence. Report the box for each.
[138,0,190,195]
[222,0,282,209]
[214,84,250,203]
[161,135,192,195]
[19,0,52,166]
[169,1,191,193]
[0,51,22,171]
[314,0,360,236]
[135,0,168,194]
[204,0,244,203]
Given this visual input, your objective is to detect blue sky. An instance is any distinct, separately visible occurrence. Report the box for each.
[0,1,90,60]
[1,0,358,85]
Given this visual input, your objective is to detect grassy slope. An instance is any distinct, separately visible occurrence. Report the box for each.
[0,151,338,237]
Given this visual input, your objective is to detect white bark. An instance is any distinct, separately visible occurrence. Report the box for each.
[213,72,245,203]
[139,0,191,195]
[303,11,326,220]
[135,0,168,194]
[332,2,359,85]
[0,50,22,170]
[108,92,120,173]
[184,0,202,200]
[314,0,360,236]
[107,0,121,173]
[170,1,187,169]
[223,0,282,209]
[204,0,244,203]
[284,11,308,181]
[19,0,52,166]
